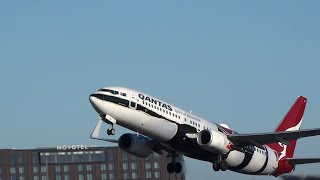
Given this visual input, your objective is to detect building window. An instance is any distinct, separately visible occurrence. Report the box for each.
[87,173,93,180]
[77,164,83,172]
[154,171,160,178]
[101,173,107,180]
[146,171,152,178]
[154,161,160,169]
[19,176,24,180]
[63,165,69,172]
[109,172,115,180]
[10,175,17,180]
[33,175,39,180]
[32,152,39,164]
[18,167,24,174]
[64,174,70,180]
[10,152,16,165]
[123,172,129,179]
[55,165,61,173]
[107,150,114,161]
[145,162,151,170]
[131,155,137,161]
[55,174,61,180]
[41,166,47,173]
[33,166,38,173]
[122,163,128,170]
[17,154,24,165]
[10,167,16,174]
[131,162,137,170]
[41,175,47,180]
[122,151,128,161]
[86,164,92,171]
[101,163,106,171]
[78,174,84,180]
[108,163,114,171]
[132,172,137,179]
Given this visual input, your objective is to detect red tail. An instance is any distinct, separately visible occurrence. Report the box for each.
[267,96,307,158]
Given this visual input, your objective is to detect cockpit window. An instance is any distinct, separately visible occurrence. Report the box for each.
[99,89,119,95]
[120,92,127,97]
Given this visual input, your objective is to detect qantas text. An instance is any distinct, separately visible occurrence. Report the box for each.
[138,94,172,111]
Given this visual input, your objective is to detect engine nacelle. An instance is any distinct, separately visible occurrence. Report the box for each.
[197,129,231,154]
[118,133,153,158]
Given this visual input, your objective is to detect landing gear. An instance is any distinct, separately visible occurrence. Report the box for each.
[167,162,182,173]
[107,128,115,135]
[213,161,220,171]
[100,114,116,136]
[212,155,228,172]
[220,161,228,171]
[167,153,182,174]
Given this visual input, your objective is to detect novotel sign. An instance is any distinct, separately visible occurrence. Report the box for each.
[56,144,97,150]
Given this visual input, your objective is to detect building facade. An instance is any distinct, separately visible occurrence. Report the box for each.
[0,146,185,180]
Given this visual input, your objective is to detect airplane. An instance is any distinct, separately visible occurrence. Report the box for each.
[89,86,320,177]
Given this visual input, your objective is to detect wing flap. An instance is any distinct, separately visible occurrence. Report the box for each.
[228,128,320,146]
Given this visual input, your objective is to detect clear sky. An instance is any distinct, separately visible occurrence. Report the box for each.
[1,1,320,179]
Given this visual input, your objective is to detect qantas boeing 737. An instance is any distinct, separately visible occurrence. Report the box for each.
[89,86,320,177]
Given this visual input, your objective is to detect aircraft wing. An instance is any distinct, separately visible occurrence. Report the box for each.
[287,158,320,165]
[228,128,320,147]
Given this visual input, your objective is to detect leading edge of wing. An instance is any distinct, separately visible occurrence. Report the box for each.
[228,128,320,146]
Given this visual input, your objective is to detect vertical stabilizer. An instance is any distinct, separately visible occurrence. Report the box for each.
[267,96,307,158]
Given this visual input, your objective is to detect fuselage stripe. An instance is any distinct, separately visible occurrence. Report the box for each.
[253,146,269,174]
[229,152,253,171]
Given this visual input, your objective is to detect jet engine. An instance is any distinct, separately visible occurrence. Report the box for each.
[118,133,153,158]
[197,129,231,154]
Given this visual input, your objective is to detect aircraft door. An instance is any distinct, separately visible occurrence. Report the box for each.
[129,92,137,110]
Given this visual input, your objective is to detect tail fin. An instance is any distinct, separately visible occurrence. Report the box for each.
[267,96,307,158]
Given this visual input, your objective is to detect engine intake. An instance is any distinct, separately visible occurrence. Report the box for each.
[197,129,231,154]
[118,133,153,158]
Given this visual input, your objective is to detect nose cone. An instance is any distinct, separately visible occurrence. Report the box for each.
[89,94,100,113]
[89,94,96,104]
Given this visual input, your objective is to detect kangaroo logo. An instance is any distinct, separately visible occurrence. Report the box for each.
[278,142,287,160]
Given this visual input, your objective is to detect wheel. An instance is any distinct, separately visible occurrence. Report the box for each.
[212,161,220,171]
[111,128,115,135]
[167,163,175,174]
[107,129,112,135]
[220,161,228,171]
[174,162,182,173]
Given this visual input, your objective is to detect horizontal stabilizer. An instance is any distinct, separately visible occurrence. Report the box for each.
[287,158,320,165]
[228,128,320,146]
[90,119,118,143]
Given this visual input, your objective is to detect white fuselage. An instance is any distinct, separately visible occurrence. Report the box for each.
[89,86,279,176]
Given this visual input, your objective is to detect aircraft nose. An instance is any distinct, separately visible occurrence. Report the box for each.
[89,94,97,105]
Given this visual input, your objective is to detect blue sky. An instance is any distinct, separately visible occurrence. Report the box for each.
[1,1,320,179]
